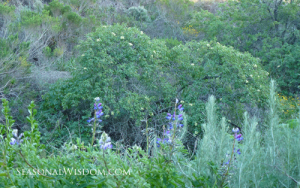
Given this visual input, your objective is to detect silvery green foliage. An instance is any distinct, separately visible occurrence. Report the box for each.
[229,80,300,187]
[195,96,231,174]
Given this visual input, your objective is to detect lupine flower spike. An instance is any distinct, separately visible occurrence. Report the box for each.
[157,100,185,147]
[88,97,104,145]
[99,132,112,150]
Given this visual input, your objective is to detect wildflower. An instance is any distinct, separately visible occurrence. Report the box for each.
[129,43,133,46]
[177,123,183,128]
[84,67,87,70]
[232,128,239,133]
[96,38,101,42]
[163,130,171,137]
[178,114,183,121]
[10,138,18,145]
[166,113,172,120]
[120,36,124,39]
[87,98,104,123]
[10,129,24,145]
[156,138,162,147]
[245,80,248,83]
[157,137,172,147]
[191,63,194,66]
[99,132,112,150]
[250,74,253,77]
[141,31,143,34]
[82,54,85,57]
[178,104,184,111]
[254,64,257,67]
[111,32,116,36]
[235,134,243,142]
[176,98,179,104]
[225,159,230,165]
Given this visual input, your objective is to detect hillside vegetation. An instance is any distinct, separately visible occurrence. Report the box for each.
[1,0,300,187]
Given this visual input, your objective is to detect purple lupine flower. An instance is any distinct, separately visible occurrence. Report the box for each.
[88,98,104,123]
[99,132,112,150]
[232,127,239,133]
[178,104,184,111]
[157,138,162,147]
[10,138,17,145]
[177,124,184,128]
[236,149,241,155]
[96,110,104,118]
[100,142,112,150]
[178,114,183,121]
[172,112,176,120]
[166,113,172,120]
[87,118,94,123]
[10,129,23,145]
[168,123,173,130]
[163,137,172,144]
[158,102,185,148]
[235,134,243,142]
[164,130,171,136]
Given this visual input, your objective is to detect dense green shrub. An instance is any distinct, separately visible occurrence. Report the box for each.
[126,6,150,22]
[188,0,300,95]
[38,24,175,146]
[169,40,270,134]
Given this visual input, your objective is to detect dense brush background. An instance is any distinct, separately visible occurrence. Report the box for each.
[0,0,300,187]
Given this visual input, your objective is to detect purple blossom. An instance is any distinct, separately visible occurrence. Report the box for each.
[178,104,184,111]
[99,132,112,150]
[166,113,172,120]
[10,138,18,145]
[232,127,239,133]
[177,124,184,128]
[88,99,104,123]
[235,134,243,142]
[164,130,171,136]
[87,118,94,123]
[178,114,183,121]
[157,137,172,147]
[9,129,23,145]
[225,159,230,165]
[158,102,185,148]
